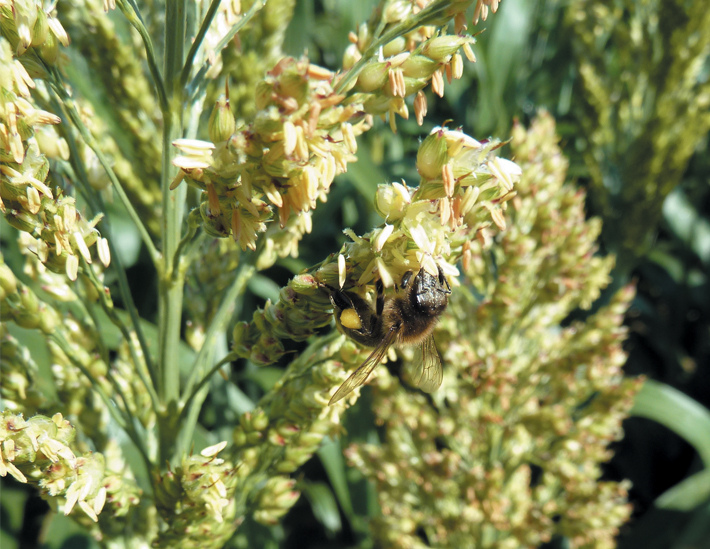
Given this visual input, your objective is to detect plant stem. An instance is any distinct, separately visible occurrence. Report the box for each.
[180,0,222,88]
[117,0,169,114]
[187,0,267,97]
[179,355,232,421]
[176,260,256,456]
[82,260,161,413]
[156,0,188,464]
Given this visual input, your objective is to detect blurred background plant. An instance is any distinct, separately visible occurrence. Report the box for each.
[0,0,708,548]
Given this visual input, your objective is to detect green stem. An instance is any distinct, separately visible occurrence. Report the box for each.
[155,0,188,465]
[116,0,170,114]
[82,260,161,413]
[179,355,232,426]
[157,124,185,410]
[187,0,267,97]
[180,0,222,88]
[165,0,187,99]
[176,261,256,455]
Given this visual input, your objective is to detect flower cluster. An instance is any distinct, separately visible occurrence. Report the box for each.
[0,36,110,280]
[153,442,239,548]
[335,127,518,290]
[231,270,334,365]
[345,113,641,548]
[86,439,148,543]
[58,0,164,236]
[172,1,503,268]
[0,0,69,60]
[4,2,648,548]
[0,249,61,334]
[344,23,475,130]
[0,324,45,414]
[228,334,361,526]
[231,127,519,369]
[207,0,297,119]
[337,0,506,130]
[0,412,144,539]
[1,247,115,456]
[173,58,370,263]
[564,0,710,262]
[3,239,154,443]
[1,412,104,521]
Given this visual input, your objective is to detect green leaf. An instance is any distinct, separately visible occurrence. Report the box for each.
[223,383,255,414]
[655,469,710,511]
[663,188,710,267]
[632,380,710,469]
[45,512,99,549]
[241,365,284,392]
[344,143,387,204]
[0,481,27,549]
[676,499,710,546]
[302,481,342,535]
[317,437,354,519]
[103,200,143,268]
[248,274,281,303]
[276,257,309,274]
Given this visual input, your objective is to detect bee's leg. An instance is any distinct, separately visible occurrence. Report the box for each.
[375,279,385,317]
[400,270,414,289]
[438,265,451,293]
[318,279,342,301]
[330,289,355,311]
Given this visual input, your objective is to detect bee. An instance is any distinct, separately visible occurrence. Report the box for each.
[328,265,451,405]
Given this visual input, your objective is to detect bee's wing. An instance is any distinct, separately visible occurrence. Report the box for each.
[408,335,443,393]
[329,324,399,405]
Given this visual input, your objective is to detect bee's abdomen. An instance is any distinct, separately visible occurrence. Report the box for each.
[399,316,437,344]
[389,298,438,345]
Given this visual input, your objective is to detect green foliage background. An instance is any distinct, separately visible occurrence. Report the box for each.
[1,0,710,547]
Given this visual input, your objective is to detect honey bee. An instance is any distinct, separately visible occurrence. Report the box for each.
[328,265,451,405]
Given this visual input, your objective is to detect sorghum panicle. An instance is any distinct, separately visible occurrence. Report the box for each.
[0,36,110,281]
[0,411,140,526]
[231,126,519,373]
[153,442,238,548]
[344,113,641,548]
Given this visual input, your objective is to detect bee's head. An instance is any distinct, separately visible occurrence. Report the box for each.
[408,267,450,316]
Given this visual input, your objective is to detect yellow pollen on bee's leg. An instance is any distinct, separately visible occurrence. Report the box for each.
[340,309,362,330]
